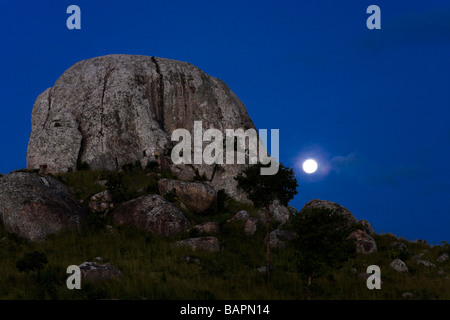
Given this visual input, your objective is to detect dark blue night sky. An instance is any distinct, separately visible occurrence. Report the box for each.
[1,1,449,243]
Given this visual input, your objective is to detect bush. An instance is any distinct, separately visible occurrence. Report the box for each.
[164,188,177,203]
[122,160,142,172]
[76,160,90,171]
[146,161,159,171]
[16,251,48,273]
[216,189,229,212]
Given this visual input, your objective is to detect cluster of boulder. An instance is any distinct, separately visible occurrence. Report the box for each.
[0,169,380,262]
[389,244,449,273]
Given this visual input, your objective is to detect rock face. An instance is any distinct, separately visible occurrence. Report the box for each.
[158,179,217,213]
[0,172,85,241]
[27,54,255,201]
[112,194,190,236]
[175,237,220,252]
[299,199,358,226]
[79,262,123,281]
[89,190,113,213]
[348,229,377,255]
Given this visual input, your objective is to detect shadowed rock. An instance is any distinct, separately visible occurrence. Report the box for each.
[79,262,123,281]
[190,222,220,235]
[299,199,358,226]
[348,229,377,255]
[158,179,217,214]
[257,200,291,224]
[390,259,409,273]
[89,190,113,213]
[112,194,190,236]
[244,218,259,235]
[175,237,220,252]
[0,172,85,241]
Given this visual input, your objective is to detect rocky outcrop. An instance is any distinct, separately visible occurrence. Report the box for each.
[79,262,123,281]
[112,194,190,236]
[26,54,255,201]
[0,172,85,241]
[257,200,291,224]
[158,179,217,213]
[244,218,259,235]
[348,229,377,255]
[175,237,220,252]
[299,199,358,226]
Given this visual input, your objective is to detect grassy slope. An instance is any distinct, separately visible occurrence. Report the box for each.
[0,167,449,300]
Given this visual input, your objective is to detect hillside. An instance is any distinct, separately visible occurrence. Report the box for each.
[0,165,448,300]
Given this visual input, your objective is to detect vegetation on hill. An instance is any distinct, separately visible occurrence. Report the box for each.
[0,164,449,300]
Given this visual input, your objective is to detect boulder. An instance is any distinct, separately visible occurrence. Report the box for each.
[390,259,409,273]
[358,219,375,236]
[348,229,377,254]
[0,172,85,241]
[79,262,123,281]
[112,194,190,236]
[184,255,201,265]
[268,229,297,249]
[257,266,267,273]
[391,241,408,252]
[89,190,113,213]
[230,210,250,222]
[402,292,414,299]
[257,200,291,224]
[412,253,426,261]
[417,260,436,268]
[190,222,220,235]
[244,218,259,236]
[158,179,217,214]
[175,237,220,252]
[299,199,358,226]
[26,54,255,201]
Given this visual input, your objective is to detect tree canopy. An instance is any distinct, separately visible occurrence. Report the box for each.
[234,162,298,208]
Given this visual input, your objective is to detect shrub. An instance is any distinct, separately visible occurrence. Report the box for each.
[146,161,159,171]
[122,160,142,172]
[76,160,90,171]
[216,189,230,212]
[16,251,48,273]
[164,188,177,203]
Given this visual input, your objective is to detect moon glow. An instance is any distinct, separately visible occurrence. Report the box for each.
[302,159,318,174]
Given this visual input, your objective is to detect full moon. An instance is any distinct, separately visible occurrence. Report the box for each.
[302,159,318,174]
